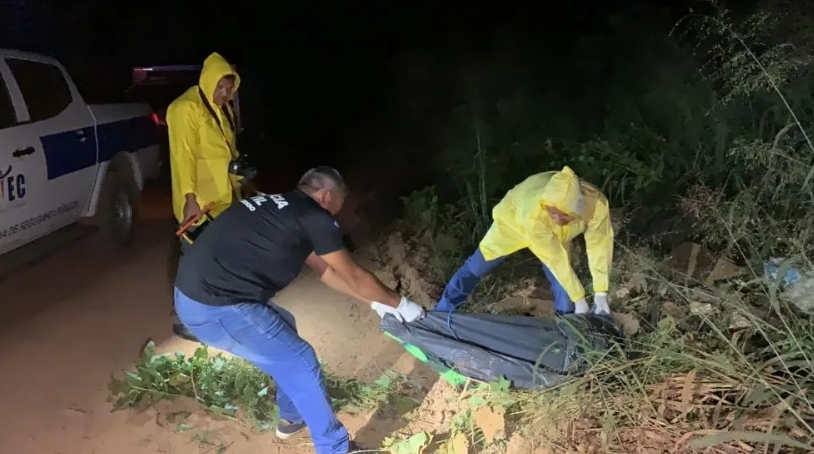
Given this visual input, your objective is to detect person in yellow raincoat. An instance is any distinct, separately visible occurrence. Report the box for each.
[169,52,243,225]
[432,166,614,315]
[167,52,244,341]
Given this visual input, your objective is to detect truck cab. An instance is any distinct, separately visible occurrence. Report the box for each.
[0,49,161,257]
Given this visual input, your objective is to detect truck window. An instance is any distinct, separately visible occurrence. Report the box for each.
[6,58,72,123]
[0,73,15,129]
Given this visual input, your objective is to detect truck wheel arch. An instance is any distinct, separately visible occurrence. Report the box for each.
[81,152,143,219]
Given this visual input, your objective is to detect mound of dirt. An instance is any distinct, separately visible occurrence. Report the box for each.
[369,229,441,307]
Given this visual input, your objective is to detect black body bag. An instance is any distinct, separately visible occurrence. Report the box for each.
[381,311,626,389]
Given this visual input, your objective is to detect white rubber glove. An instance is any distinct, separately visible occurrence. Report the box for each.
[396,296,426,322]
[371,301,398,319]
[574,298,589,314]
[371,297,426,323]
[593,292,610,315]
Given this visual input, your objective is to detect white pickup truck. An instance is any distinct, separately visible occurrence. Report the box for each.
[0,49,161,257]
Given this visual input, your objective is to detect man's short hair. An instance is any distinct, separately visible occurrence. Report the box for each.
[298,166,348,195]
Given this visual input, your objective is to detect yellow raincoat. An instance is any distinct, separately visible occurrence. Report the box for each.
[167,52,242,225]
[479,166,613,302]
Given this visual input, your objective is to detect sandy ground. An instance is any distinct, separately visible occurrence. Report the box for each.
[0,185,437,454]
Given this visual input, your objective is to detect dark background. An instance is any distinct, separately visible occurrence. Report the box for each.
[1,0,748,195]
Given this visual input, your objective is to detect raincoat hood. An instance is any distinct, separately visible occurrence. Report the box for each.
[540,166,586,219]
[199,52,240,105]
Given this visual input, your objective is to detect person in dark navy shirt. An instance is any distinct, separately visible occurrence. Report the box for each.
[173,166,424,454]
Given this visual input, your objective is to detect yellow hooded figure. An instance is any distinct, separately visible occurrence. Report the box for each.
[433,166,614,315]
[167,52,242,226]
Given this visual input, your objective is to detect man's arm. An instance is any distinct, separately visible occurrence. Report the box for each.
[304,212,401,308]
[318,249,400,307]
[305,252,370,304]
[167,102,199,205]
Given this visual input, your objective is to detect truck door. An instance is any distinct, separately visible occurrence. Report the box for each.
[4,56,97,233]
[0,59,52,255]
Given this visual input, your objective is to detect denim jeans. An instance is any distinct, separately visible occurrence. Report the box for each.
[174,288,350,454]
[432,248,574,314]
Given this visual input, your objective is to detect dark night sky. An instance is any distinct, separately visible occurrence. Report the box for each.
[1,0,700,172]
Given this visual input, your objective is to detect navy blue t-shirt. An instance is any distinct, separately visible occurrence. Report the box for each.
[175,190,345,305]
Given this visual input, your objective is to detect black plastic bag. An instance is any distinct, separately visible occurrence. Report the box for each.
[381,311,626,389]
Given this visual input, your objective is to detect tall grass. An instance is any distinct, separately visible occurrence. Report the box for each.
[398,2,814,451]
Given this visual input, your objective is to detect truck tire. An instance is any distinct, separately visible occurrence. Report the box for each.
[97,171,138,246]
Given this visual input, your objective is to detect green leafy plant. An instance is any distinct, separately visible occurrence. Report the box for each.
[108,341,401,432]
[381,431,433,454]
[108,341,275,428]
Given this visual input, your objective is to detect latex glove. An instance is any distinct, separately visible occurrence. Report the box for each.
[574,298,589,314]
[371,301,398,319]
[371,297,426,323]
[396,296,426,322]
[593,293,610,315]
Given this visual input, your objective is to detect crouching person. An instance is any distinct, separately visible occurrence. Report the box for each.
[433,166,614,316]
[173,167,425,454]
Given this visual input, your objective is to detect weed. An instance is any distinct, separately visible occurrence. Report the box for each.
[381,432,433,454]
[108,340,401,432]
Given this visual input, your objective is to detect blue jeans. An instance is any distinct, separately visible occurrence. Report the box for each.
[174,288,349,454]
[432,248,574,314]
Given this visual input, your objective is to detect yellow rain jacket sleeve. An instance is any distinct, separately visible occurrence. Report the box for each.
[483,166,613,302]
[166,104,198,199]
[581,185,613,293]
[167,52,241,225]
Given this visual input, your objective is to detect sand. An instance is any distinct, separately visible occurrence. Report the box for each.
[0,187,439,454]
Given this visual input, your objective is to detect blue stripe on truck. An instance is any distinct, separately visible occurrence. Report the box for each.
[40,115,158,180]
[95,115,158,162]
[39,126,96,179]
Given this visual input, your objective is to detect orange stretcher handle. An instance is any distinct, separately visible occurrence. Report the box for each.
[175,203,215,237]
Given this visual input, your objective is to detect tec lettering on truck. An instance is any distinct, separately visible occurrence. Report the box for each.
[0,165,26,209]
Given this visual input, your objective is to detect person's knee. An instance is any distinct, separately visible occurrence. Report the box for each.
[292,340,321,369]
[464,247,504,277]
[269,331,322,375]
[265,346,325,398]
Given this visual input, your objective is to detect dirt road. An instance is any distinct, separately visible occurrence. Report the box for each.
[0,187,434,454]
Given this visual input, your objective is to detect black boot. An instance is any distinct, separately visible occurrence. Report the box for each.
[172,322,201,342]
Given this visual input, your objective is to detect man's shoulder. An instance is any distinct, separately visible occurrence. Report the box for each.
[277,190,318,209]
[279,191,336,223]
[245,191,314,218]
